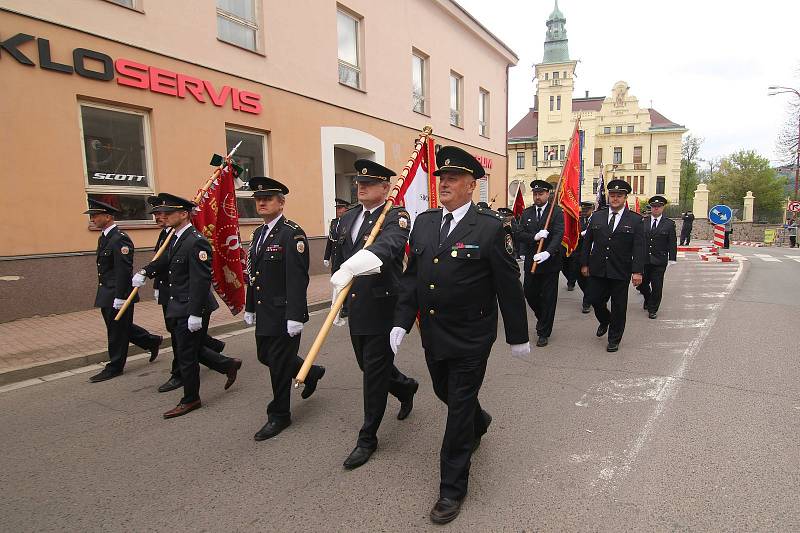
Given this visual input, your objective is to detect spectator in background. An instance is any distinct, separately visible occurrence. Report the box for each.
[787,218,798,248]
[680,211,695,246]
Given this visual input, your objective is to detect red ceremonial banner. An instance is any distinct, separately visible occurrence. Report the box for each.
[559,126,582,256]
[192,164,247,314]
[512,183,525,218]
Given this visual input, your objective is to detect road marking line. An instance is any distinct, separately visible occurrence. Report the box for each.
[591,258,744,489]
[576,377,669,407]
[656,319,711,329]
[753,253,781,262]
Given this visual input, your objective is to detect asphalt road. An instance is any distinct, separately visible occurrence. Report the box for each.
[1,246,799,531]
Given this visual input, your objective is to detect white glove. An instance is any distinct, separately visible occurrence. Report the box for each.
[668,260,677,266]
[534,229,549,241]
[244,312,255,326]
[510,342,531,359]
[112,298,126,310]
[580,230,587,237]
[389,326,406,355]
[287,320,303,337]
[131,273,147,287]
[330,249,382,292]
[323,259,330,267]
[533,251,551,264]
[153,289,159,301]
[187,315,202,332]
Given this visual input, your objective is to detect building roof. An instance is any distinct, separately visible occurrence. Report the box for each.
[508,101,685,138]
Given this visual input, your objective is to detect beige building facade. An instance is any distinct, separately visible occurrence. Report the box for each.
[507,2,686,207]
[0,0,517,321]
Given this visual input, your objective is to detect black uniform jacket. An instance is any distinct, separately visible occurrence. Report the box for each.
[681,213,695,230]
[323,217,339,263]
[581,207,645,280]
[94,225,139,308]
[516,202,565,274]
[245,217,309,337]
[395,204,529,359]
[574,214,590,255]
[643,216,678,266]
[333,204,410,336]
[143,225,218,319]
[152,227,171,306]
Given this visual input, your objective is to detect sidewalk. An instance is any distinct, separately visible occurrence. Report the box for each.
[0,273,332,386]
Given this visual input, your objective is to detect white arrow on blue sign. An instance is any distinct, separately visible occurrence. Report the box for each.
[708,204,733,225]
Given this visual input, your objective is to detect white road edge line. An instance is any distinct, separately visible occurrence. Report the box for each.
[592,258,745,489]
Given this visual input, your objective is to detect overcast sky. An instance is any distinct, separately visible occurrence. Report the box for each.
[458,0,800,165]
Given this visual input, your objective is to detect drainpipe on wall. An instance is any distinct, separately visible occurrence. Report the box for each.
[505,64,510,207]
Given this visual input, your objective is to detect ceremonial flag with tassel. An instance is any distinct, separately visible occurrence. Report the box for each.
[512,182,525,218]
[396,136,436,227]
[192,163,247,314]
[559,126,582,256]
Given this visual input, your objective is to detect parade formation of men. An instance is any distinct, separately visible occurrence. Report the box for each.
[84,145,680,525]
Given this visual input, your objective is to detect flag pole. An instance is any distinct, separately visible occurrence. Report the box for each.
[294,125,434,385]
[530,118,581,274]
[114,141,243,321]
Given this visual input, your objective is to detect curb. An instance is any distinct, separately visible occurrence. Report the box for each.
[0,300,332,387]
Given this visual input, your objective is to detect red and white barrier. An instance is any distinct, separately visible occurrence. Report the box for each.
[699,253,734,262]
[712,224,725,249]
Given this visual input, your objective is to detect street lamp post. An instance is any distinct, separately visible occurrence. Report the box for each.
[768,86,800,200]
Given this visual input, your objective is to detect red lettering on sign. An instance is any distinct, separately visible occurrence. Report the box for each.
[149,66,178,96]
[203,80,231,107]
[176,73,205,103]
[238,91,262,114]
[114,58,149,89]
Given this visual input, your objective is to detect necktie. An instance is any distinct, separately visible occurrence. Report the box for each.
[353,210,370,243]
[537,207,543,222]
[439,213,453,246]
[610,212,617,231]
[652,219,657,231]
[256,225,268,254]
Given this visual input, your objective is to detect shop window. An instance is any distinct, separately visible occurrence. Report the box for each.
[450,71,463,127]
[656,176,666,194]
[658,145,667,164]
[81,103,153,222]
[227,127,267,220]
[337,8,362,89]
[217,0,261,52]
[594,147,602,167]
[412,50,428,114]
[478,88,490,137]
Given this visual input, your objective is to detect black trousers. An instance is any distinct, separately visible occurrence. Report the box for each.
[637,264,667,313]
[790,236,797,248]
[100,306,159,373]
[256,333,303,422]
[524,271,559,338]
[586,276,630,344]
[562,254,579,287]
[350,334,415,449]
[425,351,490,500]
[680,228,692,246]
[160,306,229,378]
[169,314,211,404]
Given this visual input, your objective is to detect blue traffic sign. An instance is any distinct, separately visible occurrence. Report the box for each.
[708,204,733,225]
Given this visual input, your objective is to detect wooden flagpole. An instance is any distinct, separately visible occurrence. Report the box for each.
[294,125,433,385]
[114,141,243,321]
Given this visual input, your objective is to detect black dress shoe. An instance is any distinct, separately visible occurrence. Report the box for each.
[89,368,122,383]
[581,303,591,314]
[536,336,548,347]
[606,342,619,352]
[343,446,375,470]
[648,312,657,319]
[158,376,183,393]
[430,497,462,524]
[301,365,325,399]
[596,323,609,337]
[397,379,419,420]
[149,335,163,363]
[254,419,291,441]
[224,358,242,390]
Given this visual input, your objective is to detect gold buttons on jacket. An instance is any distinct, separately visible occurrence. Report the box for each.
[256,286,261,291]
[257,300,262,304]
[429,284,435,290]
[429,309,435,315]
[433,258,439,264]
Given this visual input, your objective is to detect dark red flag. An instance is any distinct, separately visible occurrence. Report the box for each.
[512,183,525,217]
[192,164,247,315]
[558,126,582,256]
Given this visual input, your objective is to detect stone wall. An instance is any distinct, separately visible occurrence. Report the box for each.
[673,218,783,243]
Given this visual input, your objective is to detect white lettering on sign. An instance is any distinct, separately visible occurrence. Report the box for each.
[92,172,146,183]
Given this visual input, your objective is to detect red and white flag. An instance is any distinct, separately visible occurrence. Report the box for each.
[395,136,436,227]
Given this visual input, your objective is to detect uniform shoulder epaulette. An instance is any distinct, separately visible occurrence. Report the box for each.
[476,206,502,220]
[345,204,361,213]
[417,207,441,217]
[283,218,303,232]
[628,210,643,219]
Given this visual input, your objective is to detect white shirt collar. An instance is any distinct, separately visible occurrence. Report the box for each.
[651,215,662,225]
[173,223,193,241]
[263,214,283,237]
[360,202,385,215]
[442,201,472,228]
[102,224,117,237]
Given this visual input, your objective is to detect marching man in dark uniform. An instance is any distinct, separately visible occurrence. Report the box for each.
[133,195,239,394]
[580,180,645,352]
[323,198,350,272]
[85,198,162,383]
[680,211,695,246]
[637,195,678,319]
[575,201,595,313]
[136,193,228,418]
[391,146,530,524]
[516,180,564,347]
[329,160,419,470]
[243,177,326,441]
[497,207,518,257]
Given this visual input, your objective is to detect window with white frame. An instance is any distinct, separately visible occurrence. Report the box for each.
[337,8,362,89]
[478,88,489,137]
[449,71,463,127]
[217,0,260,52]
[227,127,267,220]
[412,51,427,114]
[516,152,525,170]
[80,103,153,222]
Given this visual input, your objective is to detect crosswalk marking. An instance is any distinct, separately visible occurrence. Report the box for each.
[753,253,781,262]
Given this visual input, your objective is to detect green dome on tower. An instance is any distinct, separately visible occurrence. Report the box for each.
[543,0,570,64]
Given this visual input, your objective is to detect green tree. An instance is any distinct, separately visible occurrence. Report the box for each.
[708,150,787,215]
[679,135,702,210]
